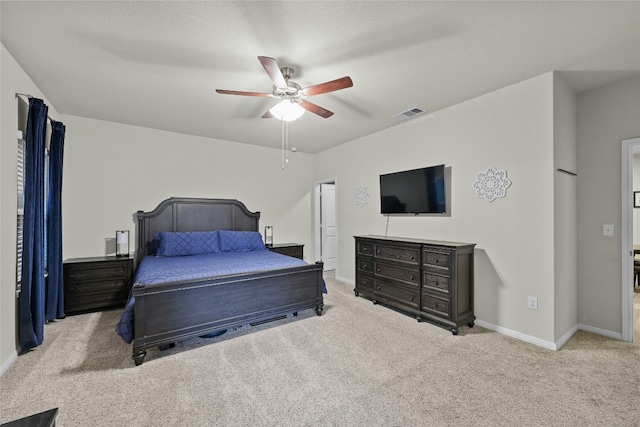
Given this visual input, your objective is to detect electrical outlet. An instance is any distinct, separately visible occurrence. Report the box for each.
[527,296,538,310]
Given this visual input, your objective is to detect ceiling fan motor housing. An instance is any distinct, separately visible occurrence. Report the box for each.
[274,67,303,98]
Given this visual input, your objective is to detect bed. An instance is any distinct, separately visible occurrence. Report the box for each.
[116,197,324,366]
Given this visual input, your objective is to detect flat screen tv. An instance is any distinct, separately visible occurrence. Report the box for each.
[380,164,446,214]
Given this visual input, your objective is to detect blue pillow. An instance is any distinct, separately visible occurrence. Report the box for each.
[154,231,221,257]
[218,230,266,252]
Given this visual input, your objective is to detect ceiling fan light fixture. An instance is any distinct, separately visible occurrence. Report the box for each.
[269,99,305,122]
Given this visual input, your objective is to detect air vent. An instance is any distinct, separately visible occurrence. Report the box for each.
[393,107,426,120]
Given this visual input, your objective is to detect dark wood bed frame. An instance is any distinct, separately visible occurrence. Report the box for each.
[130,197,324,366]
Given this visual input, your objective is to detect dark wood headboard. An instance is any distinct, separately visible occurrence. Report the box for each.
[135,197,260,261]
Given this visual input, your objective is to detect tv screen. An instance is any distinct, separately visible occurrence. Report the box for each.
[380,164,446,214]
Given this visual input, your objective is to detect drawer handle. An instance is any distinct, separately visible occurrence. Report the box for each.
[114,267,125,273]
[376,268,381,273]
[410,295,415,301]
[71,271,82,277]
[411,255,415,260]
[362,247,368,252]
[362,264,368,269]
[377,286,381,291]
[363,280,368,285]
[377,250,381,254]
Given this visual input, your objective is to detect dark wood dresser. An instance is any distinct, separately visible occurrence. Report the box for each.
[64,256,133,314]
[267,243,304,259]
[354,235,475,334]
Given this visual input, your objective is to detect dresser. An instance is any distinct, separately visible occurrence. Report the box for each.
[64,256,133,314]
[354,235,475,334]
[267,243,304,259]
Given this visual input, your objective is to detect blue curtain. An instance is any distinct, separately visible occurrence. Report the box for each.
[19,98,48,350]
[45,120,65,322]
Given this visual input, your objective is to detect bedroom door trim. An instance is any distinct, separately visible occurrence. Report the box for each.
[314,178,338,272]
[620,136,640,343]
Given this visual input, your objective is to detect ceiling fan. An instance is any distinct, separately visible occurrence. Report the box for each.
[216,56,353,120]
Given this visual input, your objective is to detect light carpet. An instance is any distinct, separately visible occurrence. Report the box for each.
[1,276,639,426]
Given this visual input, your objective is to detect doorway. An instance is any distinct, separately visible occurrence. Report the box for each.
[314,179,337,272]
[620,137,640,343]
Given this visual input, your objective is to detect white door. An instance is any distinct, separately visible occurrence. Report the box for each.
[321,183,337,271]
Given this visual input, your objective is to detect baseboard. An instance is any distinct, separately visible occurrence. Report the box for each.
[474,320,624,351]
[577,323,623,340]
[332,276,624,347]
[0,351,18,377]
[555,324,579,350]
[335,274,354,285]
[474,320,557,350]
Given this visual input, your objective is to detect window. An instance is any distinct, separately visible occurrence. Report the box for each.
[17,122,52,294]
[16,134,25,293]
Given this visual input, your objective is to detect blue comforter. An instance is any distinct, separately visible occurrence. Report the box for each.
[116,250,325,343]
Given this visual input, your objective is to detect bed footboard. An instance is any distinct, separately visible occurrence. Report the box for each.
[132,262,324,365]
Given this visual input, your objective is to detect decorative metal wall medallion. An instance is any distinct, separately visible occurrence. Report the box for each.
[355,185,369,207]
[473,167,511,202]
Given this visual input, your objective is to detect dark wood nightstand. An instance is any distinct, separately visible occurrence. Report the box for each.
[63,256,133,314]
[267,243,304,259]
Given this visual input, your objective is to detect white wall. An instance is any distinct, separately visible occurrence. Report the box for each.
[314,73,558,344]
[577,76,640,334]
[552,73,578,343]
[58,115,315,260]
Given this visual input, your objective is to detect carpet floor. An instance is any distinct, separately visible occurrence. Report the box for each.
[1,276,639,426]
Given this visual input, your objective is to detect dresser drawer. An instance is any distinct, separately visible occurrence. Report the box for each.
[355,274,373,292]
[268,244,303,259]
[375,244,420,265]
[374,279,419,310]
[66,263,129,281]
[66,291,128,313]
[66,277,128,296]
[357,241,374,256]
[421,292,451,319]
[357,257,374,274]
[423,273,450,294]
[374,262,419,287]
[423,249,451,271]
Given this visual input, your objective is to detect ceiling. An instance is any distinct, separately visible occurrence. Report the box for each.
[2,1,639,154]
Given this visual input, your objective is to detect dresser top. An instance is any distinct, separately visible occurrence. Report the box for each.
[63,255,133,264]
[354,235,475,249]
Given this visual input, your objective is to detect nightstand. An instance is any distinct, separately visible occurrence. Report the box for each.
[64,256,133,314]
[267,243,304,259]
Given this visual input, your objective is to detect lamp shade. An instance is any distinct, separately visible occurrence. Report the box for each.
[264,226,273,246]
[269,100,305,121]
[116,230,129,257]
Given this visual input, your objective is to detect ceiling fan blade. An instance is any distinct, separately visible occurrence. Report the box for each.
[258,56,288,90]
[261,110,274,119]
[303,76,353,96]
[299,101,334,118]
[215,89,271,97]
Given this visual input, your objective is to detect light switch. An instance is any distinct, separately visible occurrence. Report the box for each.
[603,224,614,236]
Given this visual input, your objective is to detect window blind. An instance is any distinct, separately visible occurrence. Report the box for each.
[16,137,25,293]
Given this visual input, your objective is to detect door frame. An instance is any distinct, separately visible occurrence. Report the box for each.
[620,137,640,343]
[314,178,338,271]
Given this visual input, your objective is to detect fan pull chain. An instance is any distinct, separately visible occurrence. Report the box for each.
[281,120,290,170]
[285,121,289,164]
